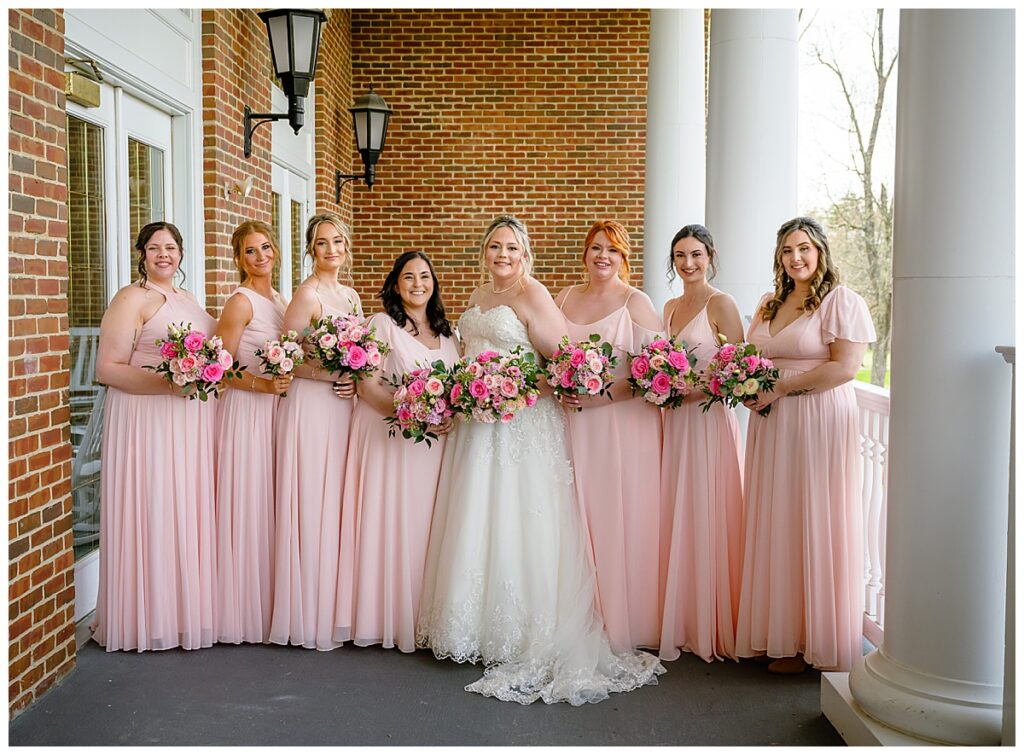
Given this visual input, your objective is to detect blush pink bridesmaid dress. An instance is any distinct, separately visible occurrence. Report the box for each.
[560,287,665,652]
[334,313,461,652]
[94,282,217,652]
[269,295,355,650]
[659,294,744,663]
[735,285,876,671]
[214,287,285,644]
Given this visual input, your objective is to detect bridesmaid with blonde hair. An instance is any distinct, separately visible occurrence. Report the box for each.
[554,220,665,652]
[213,220,292,644]
[736,216,875,673]
[270,212,362,650]
[658,224,745,664]
[93,221,216,651]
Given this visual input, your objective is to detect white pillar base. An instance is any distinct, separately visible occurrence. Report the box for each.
[822,672,934,746]
[848,649,1003,745]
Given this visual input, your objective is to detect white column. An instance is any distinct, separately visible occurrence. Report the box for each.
[705,9,798,322]
[643,9,706,312]
[846,10,1014,746]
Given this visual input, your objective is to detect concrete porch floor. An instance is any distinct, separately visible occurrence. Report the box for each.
[9,638,843,746]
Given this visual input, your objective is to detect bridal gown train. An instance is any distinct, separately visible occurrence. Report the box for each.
[415,303,664,705]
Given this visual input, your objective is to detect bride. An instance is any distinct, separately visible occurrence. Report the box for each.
[416,215,664,705]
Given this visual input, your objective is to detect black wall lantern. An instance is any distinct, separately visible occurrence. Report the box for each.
[243,8,328,159]
[335,86,392,201]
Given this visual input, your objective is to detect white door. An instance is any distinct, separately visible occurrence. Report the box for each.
[67,84,176,622]
[271,162,312,299]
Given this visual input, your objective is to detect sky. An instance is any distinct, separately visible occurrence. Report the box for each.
[797,8,900,214]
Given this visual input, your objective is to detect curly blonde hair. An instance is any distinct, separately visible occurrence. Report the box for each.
[759,216,841,321]
[304,212,353,280]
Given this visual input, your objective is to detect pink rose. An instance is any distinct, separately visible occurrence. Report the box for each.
[732,384,745,397]
[160,341,178,360]
[651,372,671,395]
[172,373,189,386]
[649,338,670,351]
[218,349,235,369]
[743,355,760,372]
[630,355,650,379]
[585,375,603,395]
[525,392,538,407]
[450,383,463,402]
[560,370,575,389]
[500,412,515,423]
[718,343,737,362]
[761,357,774,370]
[183,332,204,353]
[367,351,382,367]
[394,385,408,403]
[425,377,444,396]
[466,361,482,377]
[569,349,586,368]
[500,378,518,398]
[709,377,723,396]
[476,350,499,363]
[202,363,225,383]
[347,345,368,370]
[397,405,413,423]
[178,355,198,373]
[319,332,337,350]
[507,365,521,379]
[279,357,294,373]
[408,379,426,397]
[469,379,488,399]
[587,356,604,374]
[267,344,286,364]
[668,350,688,370]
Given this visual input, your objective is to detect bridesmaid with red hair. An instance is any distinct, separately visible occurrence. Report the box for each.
[658,224,745,664]
[554,220,665,652]
[213,220,292,644]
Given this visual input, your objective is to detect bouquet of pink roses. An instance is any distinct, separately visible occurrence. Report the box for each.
[699,339,779,417]
[626,337,697,409]
[384,360,454,447]
[255,330,305,397]
[303,314,388,382]
[147,321,241,401]
[449,347,541,424]
[544,334,618,407]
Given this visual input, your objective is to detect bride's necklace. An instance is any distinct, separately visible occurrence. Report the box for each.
[492,275,524,295]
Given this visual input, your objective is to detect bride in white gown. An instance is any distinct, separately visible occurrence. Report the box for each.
[416,216,664,705]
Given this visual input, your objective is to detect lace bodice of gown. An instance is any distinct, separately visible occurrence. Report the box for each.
[459,305,535,360]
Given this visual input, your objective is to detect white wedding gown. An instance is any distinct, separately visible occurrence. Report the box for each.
[415,304,664,705]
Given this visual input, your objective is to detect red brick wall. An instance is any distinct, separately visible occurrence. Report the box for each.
[8,7,76,719]
[200,9,276,312]
[314,9,354,226]
[348,9,650,316]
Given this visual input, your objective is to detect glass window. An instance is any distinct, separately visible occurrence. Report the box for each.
[271,191,282,291]
[291,200,304,291]
[127,137,165,243]
[66,115,107,560]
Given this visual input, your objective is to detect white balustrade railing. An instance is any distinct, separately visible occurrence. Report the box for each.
[854,381,890,647]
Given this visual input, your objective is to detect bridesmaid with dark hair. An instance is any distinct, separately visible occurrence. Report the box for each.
[335,251,460,652]
[270,212,362,651]
[213,220,292,644]
[93,221,217,651]
[658,224,745,664]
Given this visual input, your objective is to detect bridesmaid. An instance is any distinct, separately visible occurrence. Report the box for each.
[269,212,362,650]
[213,220,292,644]
[93,221,216,651]
[735,216,875,673]
[554,220,665,652]
[334,251,461,652]
[658,224,745,663]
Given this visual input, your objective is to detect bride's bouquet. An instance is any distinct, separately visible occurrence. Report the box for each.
[699,339,779,417]
[384,361,454,447]
[147,321,241,401]
[303,314,388,382]
[449,347,541,424]
[544,334,618,406]
[626,337,697,409]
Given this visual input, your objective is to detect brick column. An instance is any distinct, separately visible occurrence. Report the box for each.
[8,7,76,719]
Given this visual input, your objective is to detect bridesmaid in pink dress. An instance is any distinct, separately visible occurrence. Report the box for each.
[213,221,292,644]
[735,216,876,673]
[269,212,362,651]
[554,220,666,652]
[335,251,461,652]
[658,224,745,663]
[93,222,217,651]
